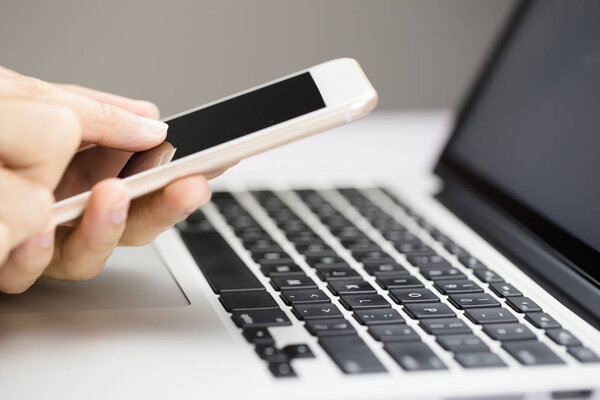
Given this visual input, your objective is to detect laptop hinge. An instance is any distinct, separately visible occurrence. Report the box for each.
[435,166,600,329]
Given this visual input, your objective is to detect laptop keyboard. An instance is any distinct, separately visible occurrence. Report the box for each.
[177,187,600,377]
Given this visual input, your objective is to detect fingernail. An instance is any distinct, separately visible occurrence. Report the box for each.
[182,207,197,217]
[37,222,56,249]
[109,198,129,225]
[160,148,177,165]
[140,116,168,138]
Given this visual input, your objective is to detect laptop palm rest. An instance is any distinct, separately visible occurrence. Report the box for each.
[0,245,189,313]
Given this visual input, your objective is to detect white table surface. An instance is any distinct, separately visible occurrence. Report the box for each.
[214,109,454,179]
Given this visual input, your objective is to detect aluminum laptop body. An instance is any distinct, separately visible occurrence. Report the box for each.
[1,1,599,399]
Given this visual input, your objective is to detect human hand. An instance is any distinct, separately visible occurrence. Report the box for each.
[0,66,219,293]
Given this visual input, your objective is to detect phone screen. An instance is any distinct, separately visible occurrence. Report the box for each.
[55,72,325,201]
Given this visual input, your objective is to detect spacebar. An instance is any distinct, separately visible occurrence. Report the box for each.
[180,230,265,293]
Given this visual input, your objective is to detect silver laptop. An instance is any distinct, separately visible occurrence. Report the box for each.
[1,1,599,398]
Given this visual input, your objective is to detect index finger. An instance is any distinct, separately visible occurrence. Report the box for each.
[0,75,167,151]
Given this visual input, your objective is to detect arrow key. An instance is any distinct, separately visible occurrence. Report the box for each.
[305,318,357,336]
[280,289,331,305]
[292,303,343,320]
[340,294,391,310]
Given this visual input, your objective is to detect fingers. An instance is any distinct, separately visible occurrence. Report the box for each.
[0,169,54,249]
[0,65,20,77]
[0,223,55,294]
[119,175,211,246]
[56,84,160,119]
[44,179,130,280]
[0,99,81,187]
[0,75,167,151]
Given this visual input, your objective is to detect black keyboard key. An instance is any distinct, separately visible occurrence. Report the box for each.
[436,334,489,353]
[270,276,317,291]
[294,241,328,253]
[421,268,466,281]
[448,293,500,309]
[395,243,436,256]
[434,279,483,294]
[315,266,362,281]
[228,215,258,229]
[444,243,468,256]
[319,335,387,374]
[568,347,600,363]
[546,329,582,347]
[347,242,383,253]
[305,255,347,268]
[288,232,321,245]
[464,308,518,324]
[384,342,446,371]
[340,294,390,310]
[260,263,304,277]
[458,255,487,270]
[420,318,472,335]
[279,220,309,233]
[363,262,408,276]
[268,362,297,378]
[483,323,536,341]
[502,340,564,365]
[354,309,405,325]
[376,275,424,289]
[292,303,343,320]
[242,328,274,345]
[473,269,504,283]
[404,303,455,319]
[219,290,278,311]
[280,289,330,305]
[383,230,418,243]
[407,255,451,269]
[305,318,356,336]
[524,312,561,329]
[301,248,338,258]
[489,282,522,297]
[232,309,291,328]
[259,257,296,267]
[369,324,420,342]
[341,237,376,247]
[389,288,439,304]
[328,280,376,295]
[243,238,277,249]
[237,228,269,242]
[282,344,315,359]
[506,297,542,313]
[180,230,264,293]
[255,344,288,362]
[352,250,392,262]
[455,352,507,368]
[250,250,288,263]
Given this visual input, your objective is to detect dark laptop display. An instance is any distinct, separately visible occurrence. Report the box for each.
[440,0,600,287]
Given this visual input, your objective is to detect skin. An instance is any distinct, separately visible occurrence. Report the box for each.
[0,65,226,293]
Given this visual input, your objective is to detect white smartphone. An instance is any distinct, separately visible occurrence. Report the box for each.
[52,58,378,224]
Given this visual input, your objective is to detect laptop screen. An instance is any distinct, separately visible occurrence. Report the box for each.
[440,0,600,284]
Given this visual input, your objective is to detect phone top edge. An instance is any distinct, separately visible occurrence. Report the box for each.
[160,58,371,122]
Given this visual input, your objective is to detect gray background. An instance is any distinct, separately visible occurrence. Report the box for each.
[0,0,514,116]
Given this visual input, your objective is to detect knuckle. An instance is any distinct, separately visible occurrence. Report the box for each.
[21,75,54,98]
[46,105,82,153]
[20,185,54,233]
[98,101,119,123]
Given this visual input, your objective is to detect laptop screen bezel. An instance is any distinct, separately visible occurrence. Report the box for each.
[434,0,600,288]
